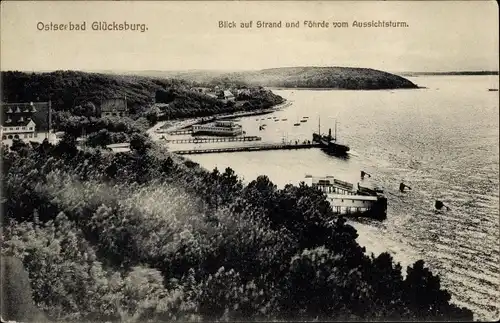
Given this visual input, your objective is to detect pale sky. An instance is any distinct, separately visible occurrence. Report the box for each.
[1,0,498,72]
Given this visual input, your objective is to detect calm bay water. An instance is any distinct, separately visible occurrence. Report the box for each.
[171,76,499,320]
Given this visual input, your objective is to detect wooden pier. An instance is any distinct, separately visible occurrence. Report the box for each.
[172,143,320,155]
[164,129,193,135]
[165,136,261,144]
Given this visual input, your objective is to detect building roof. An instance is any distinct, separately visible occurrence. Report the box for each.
[223,90,234,97]
[2,116,35,127]
[100,97,128,112]
[2,102,42,114]
[1,102,42,127]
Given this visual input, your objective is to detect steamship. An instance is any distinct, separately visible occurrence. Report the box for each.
[312,118,350,156]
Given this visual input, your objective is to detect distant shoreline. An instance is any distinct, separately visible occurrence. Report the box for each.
[267,87,424,91]
[400,71,499,76]
[156,99,291,133]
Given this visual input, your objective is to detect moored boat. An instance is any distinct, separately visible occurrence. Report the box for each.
[312,118,350,156]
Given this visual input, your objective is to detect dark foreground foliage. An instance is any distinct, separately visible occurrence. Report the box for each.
[1,132,474,322]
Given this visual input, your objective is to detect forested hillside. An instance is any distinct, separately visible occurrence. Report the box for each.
[126,66,419,90]
[1,131,474,322]
[1,71,284,128]
[217,67,419,89]
[1,70,472,322]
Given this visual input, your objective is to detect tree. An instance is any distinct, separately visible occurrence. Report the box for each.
[0,256,41,322]
[145,105,161,125]
[53,133,78,157]
[129,133,152,154]
[403,260,473,320]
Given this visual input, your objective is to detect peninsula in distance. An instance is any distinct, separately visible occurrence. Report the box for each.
[104,66,420,90]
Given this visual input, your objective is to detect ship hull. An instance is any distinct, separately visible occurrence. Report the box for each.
[313,133,350,155]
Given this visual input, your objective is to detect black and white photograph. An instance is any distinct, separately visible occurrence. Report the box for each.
[1,1,498,322]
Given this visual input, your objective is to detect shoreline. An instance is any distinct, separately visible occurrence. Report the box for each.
[153,99,292,134]
[268,86,420,91]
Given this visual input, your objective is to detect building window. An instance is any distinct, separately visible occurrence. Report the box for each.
[16,127,19,130]
[29,127,33,130]
[24,134,28,138]
[22,126,26,130]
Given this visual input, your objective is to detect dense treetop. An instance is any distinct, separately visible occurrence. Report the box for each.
[1,70,284,129]
[1,130,473,322]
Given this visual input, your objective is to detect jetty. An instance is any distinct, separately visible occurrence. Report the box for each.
[163,129,193,135]
[165,136,261,144]
[171,142,320,155]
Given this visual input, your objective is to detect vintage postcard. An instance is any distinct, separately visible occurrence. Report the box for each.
[1,0,498,322]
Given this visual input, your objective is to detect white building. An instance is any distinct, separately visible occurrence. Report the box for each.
[1,102,38,141]
[192,120,243,136]
[304,175,386,215]
[222,90,235,101]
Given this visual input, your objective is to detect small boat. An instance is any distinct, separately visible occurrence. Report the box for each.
[281,119,287,121]
[274,119,279,122]
[300,119,307,123]
[303,116,309,119]
[267,117,272,119]
[294,123,300,126]
[488,88,499,91]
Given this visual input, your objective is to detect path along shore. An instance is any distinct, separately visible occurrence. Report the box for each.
[148,100,292,135]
